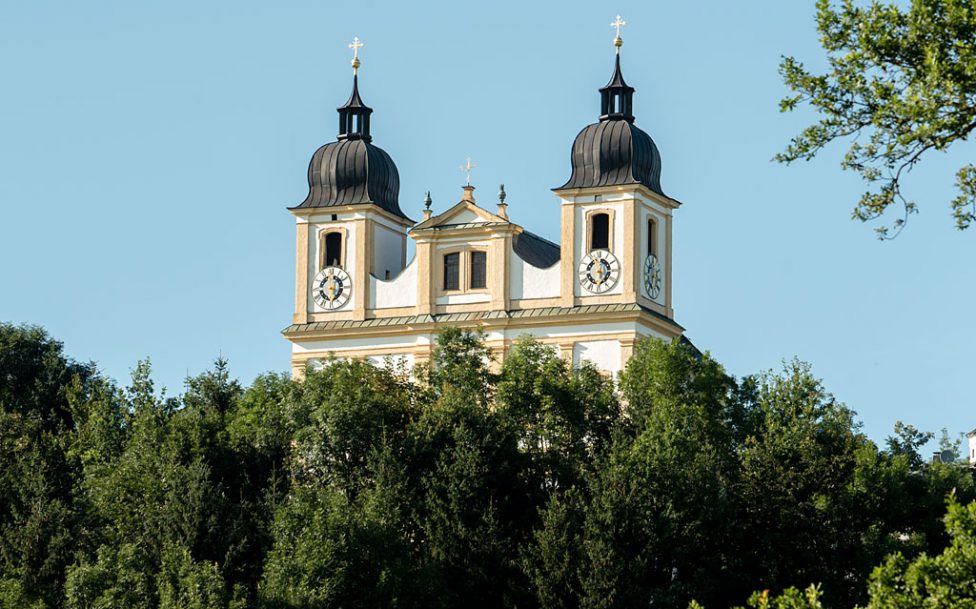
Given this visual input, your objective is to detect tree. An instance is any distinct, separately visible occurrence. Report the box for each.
[729,495,976,609]
[571,339,737,609]
[863,494,976,609]
[778,0,976,237]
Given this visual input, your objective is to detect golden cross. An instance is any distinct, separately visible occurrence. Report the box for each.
[611,15,626,37]
[349,36,363,72]
[460,157,477,186]
[611,15,626,51]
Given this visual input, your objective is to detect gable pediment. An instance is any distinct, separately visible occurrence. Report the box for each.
[412,200,508,231]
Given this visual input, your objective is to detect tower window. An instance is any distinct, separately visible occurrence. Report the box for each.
[647,218,657,256]
[470,251,487,289]
[443,253,460,291]
[591,213,610,251]
[323,231,343,268]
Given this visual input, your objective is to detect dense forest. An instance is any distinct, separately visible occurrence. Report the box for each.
[1,322,974,609]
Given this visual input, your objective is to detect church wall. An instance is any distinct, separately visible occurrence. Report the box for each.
[436,292,490,305]
[509,250,561,300]
[293,332,432,354]
[371,219,406,280]
[445,208,484,224]
[573,340,621,372]
[370,257,418,309]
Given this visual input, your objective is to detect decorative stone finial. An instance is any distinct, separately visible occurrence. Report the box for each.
[611,15,626,52]
[349,36,363,73]
[422,191,433,220]
[497,183,508,219]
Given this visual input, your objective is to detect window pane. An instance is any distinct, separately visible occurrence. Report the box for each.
[325,232,343,268]
[647,219,655,256]
[470,251,487,289]
[443,253,460,290]
[591,213,609,250]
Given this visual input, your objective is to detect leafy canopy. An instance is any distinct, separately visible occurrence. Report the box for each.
[778,0,976,237]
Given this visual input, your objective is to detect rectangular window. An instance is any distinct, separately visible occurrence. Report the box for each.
[324,232,343,268]
[647,219,656,256]
[470,251,487,289]
[591,213,610,250]
[443,253,460,291]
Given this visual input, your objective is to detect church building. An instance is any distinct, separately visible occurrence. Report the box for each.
[282,21,689,377]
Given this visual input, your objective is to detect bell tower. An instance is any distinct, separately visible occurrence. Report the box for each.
[288,37,412,328]
[553,16,679,321]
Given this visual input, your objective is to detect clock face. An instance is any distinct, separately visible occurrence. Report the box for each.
[578,250,620,294]
[312,266,351,310]
[643,254,662,299]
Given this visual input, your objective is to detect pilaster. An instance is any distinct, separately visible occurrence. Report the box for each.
[559,202,576,308]
[416,239,434,315]
[665,214,673,318]
[293,222,309,324]
[621,196,637,302]
[353,218,370,321]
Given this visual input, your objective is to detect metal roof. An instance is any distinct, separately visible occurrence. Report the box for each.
[290,72,408,220]
[558,119,664,194]
[513,231,561,268]
[282,303,681,335]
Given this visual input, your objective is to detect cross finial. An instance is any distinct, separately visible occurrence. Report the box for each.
[460,157,477,186]
[610,15,626,52]
[349,36,364,72]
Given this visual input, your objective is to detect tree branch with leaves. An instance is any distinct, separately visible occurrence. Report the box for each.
[778,0,976,237]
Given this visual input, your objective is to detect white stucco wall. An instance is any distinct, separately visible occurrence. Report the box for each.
[372,221,405,280]
[436,292,490,305]
[445,208,484,224]
[293,332,432,354]
[573,340,621,374]
[509,251,560,300]
[370,257,418,309]
[969,433,976,464]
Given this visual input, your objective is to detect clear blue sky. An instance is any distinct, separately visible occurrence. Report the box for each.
[1,1,973,448]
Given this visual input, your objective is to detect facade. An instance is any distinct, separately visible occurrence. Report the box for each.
[283,30,688,377]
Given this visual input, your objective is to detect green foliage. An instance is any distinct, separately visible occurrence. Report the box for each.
[2,321,974,609]
[863,495,976,608]
[778,0,976,236]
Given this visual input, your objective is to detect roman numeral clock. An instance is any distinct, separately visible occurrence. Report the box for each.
[578,249,620,294]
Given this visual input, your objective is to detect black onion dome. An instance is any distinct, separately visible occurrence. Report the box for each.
[297,139,403,215]
[559,120,663,194]
[557,54,665,195]
[291,73,408,219]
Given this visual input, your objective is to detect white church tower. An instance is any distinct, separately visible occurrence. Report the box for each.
[283,22,690,378]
